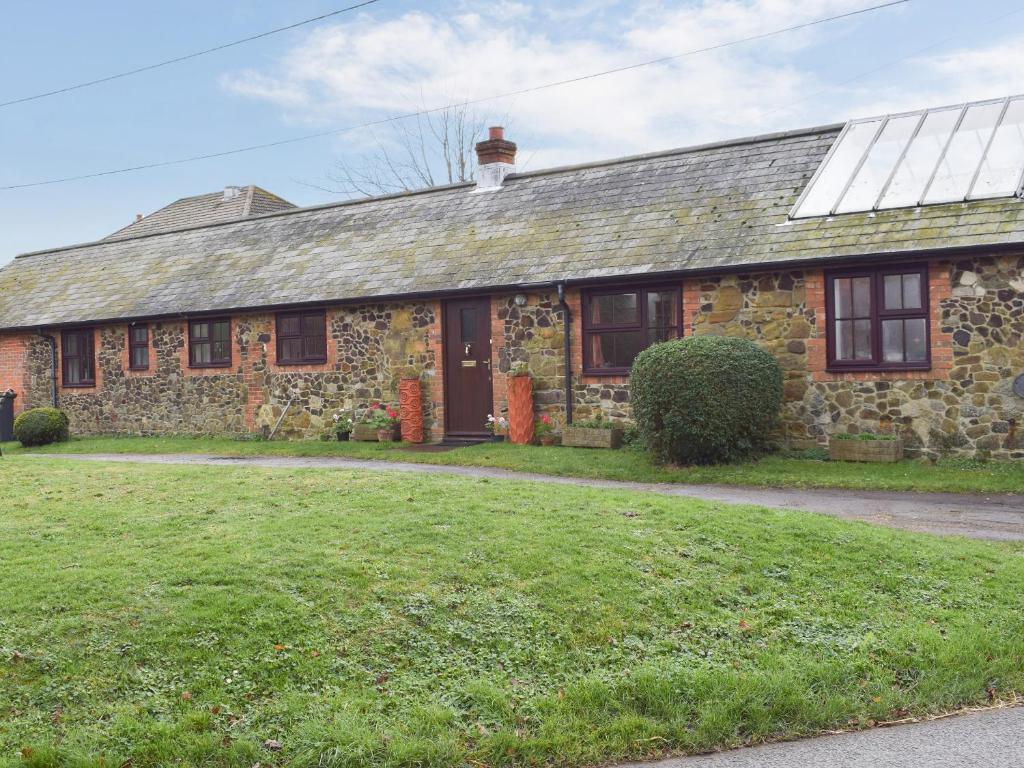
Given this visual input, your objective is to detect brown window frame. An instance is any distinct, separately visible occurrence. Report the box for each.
[276,310,328,365]
[62,328,96,387]
[582,284,683,375]
[825,264,931,372]
[188,317,232,368]
[128,324,150,371]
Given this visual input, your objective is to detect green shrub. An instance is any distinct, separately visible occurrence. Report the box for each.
[631,336,783,465]
[13,407,70,447]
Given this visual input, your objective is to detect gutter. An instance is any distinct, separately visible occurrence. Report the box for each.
[556,283,573,426]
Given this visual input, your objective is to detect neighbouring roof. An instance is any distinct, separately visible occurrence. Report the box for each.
[2,121,1024,331]
[104,185,296,240]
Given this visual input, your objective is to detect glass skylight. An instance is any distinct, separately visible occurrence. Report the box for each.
[791,95,1024,219]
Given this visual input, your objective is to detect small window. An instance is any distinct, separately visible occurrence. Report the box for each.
[129,325,149,370]
[826,265,930,371]
[276,310,327,365]
[189,318,232,368]
[583,286,681,374]
[62,329,95,386]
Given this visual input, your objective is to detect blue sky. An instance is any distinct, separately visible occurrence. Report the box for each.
[2,0,1024,265]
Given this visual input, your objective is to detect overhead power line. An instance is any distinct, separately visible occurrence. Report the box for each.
[0,0,911,191]
[0,0,382,108]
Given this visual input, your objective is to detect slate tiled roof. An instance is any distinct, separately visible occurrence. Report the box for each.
[103,185,295,240]
[2,124,1024,331]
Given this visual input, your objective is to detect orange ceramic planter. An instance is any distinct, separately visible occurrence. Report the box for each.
[399,377,424,443]
[507,375,534,445]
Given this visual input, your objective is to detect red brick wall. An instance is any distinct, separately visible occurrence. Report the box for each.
[0,332,30,415]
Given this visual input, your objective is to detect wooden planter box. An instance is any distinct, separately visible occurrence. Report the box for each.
[829,438,903,463]
[563,426,624,449]
[352,423,380,442]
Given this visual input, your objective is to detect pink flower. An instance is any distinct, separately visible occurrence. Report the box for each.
[542,415,551,424]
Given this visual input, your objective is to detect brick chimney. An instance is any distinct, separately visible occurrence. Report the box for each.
[475,126,517,191]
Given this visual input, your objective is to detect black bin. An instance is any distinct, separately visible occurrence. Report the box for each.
[0,390,16,442]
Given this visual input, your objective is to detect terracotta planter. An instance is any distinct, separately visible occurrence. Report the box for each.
[539,435,556,446]
[563,426,624,449]
[507,375,534,445]
[377,426,400,443]
[399,377,424,443]
[829,437,903,463]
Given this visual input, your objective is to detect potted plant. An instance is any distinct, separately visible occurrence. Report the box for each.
[535,414,557,446]
[829,432,904,463]
[485,414,509,441]
[332,411,355,441]
[562,412,625,449]
[506,363,534,445]
[367,403,401,442]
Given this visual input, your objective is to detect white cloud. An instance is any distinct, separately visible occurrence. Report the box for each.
[220,0,1024,172]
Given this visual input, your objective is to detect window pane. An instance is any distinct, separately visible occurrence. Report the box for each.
[589,331,644,369]
[853,319,873,360]
[835,114,920,213]
[879,108,960,208]
[882,319,904,362]
[924,101,1002,204]
[212,321,230,343]
[901,273,922,309]
[131,326,147,344]
[591,293,638,326]
[279,316,300,336]
[647,327,680,346]
[65,359,80,384]
[303,335,326,359]
[647,290,677,328]
[794,120,881,217]
[192,322,208,341]
[193,342,210,365]
[971,98,1024,198]
[65,334,79,355]
[905,318,927,361]
[884,274,903,310]
[282,338,303,361]
[302,313,325,335]
[852,277,871,317]
[834,279,852,319]
[131,346,149,369]
[460,308,476,343]
[835,319,853,360]
[212,340,231,362]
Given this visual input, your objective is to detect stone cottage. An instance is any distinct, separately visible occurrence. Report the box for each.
[2,97,1024,458]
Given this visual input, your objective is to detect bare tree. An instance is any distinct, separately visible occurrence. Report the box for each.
[326,104,491,197]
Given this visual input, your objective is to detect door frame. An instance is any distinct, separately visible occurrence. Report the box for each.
[441,295,494,438]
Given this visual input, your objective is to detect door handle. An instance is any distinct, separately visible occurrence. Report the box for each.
[464,343,472,356]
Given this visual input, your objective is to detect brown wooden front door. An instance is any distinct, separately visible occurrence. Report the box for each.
[444,297,493,436]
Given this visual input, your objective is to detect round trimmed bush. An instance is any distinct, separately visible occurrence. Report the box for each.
[631,336,783,465]
[13,407,70,447]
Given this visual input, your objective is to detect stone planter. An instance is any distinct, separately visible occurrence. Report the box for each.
[399,377,424,443]
[563,426,624,449]
[352,423,379,442]
[507,375,534,445]
[829,437,904,463]
[378,426,400,443]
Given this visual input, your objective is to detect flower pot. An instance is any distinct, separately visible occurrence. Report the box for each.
[507,376,534,445]
[399,377,424,443]
[337,431,350,442]
[562,426,624,449]
[377,427,400,443]
[539,435,556,447]
[352,423,379,442]
[829,437,903,463]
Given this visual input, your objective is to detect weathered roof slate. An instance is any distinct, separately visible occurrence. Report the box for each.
[103,185,295,240]
[2,124,1024,331]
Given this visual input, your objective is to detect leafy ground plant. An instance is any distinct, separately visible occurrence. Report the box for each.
[1,457,1023,767]
[5,436,1024,495]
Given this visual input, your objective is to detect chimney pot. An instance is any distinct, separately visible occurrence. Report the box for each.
[135,214,143,222]
[474,127,517,191]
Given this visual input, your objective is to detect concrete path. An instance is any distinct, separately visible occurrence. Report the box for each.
[39,452,1024,541]
[626,706,1024,767]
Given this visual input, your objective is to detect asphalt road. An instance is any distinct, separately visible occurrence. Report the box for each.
[36,452,1024,540]
[623,707,1024,768]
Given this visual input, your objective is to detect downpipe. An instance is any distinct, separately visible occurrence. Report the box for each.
[556,283,573,426]
[40,332,58,408]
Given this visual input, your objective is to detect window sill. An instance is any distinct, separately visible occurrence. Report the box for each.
[188,363,232,370]
[62,382,96,389]
[128,367,150,372]
[583,368,631,377]
[825,363,931,374]
[277,359,328,366]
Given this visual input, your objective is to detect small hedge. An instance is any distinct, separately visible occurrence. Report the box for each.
[13,407,70,447]
[631,336,783,465]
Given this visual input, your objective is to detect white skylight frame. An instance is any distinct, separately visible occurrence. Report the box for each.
[791,95,1024,219]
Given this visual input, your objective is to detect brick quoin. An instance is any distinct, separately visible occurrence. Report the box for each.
[0,332,30,415]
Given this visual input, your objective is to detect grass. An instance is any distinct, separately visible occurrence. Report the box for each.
[5,435,1024,495]
[1,456,1023,767]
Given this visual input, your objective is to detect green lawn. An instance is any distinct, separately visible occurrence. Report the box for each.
[1,456,1023,767]
[4,435,1024,494]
